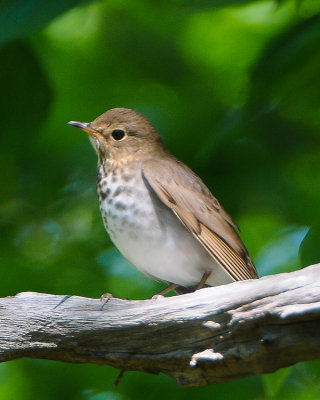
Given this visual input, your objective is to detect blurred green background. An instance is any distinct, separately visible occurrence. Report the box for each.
[1,0,320,398]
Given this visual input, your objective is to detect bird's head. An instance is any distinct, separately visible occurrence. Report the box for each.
[68,108,165,162]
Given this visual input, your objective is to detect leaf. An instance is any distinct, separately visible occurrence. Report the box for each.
[299,224,320,267]
[249,14,320,110]
[262,367,292,398]
[0,0,88,45]
[0,41,52,136]
[170,0,282,11]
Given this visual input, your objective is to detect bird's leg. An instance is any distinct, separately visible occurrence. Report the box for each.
[151,283,179,299]
[197,271,211,290]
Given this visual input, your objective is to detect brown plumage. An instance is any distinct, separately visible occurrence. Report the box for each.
[69,108,257,294]
[142,158,257,281]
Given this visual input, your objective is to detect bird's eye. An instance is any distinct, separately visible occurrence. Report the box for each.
[111,129,126,141]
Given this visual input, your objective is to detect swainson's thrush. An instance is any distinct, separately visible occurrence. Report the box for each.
[69,108,257,295]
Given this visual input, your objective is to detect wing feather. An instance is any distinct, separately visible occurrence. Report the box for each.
[142,158,257,281]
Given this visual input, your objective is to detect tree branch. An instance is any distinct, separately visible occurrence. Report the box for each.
[0,264,319,387]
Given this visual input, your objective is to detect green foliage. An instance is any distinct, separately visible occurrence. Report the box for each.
[300,224,320,267]
[0,0,319,398]
[0,0,89,44]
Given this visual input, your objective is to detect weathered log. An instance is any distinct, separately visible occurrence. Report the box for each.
[0,264,319,387]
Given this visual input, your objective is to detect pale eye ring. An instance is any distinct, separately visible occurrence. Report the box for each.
[111,129,125,141]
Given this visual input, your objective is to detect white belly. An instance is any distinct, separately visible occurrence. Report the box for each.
[98,167,232,287]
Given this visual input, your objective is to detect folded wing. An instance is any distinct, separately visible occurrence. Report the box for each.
[142,158,258,281]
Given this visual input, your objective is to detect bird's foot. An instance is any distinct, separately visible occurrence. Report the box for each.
[151,294,165,300]
[100,292,115,300]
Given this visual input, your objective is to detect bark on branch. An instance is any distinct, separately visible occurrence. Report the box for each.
[0,264,319,387]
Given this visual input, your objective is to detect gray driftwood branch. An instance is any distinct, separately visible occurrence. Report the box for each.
[0,264,319,387]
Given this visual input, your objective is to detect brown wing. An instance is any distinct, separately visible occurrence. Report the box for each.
[142,157,258,281]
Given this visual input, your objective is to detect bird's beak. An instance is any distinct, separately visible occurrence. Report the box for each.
[68,121,97,135]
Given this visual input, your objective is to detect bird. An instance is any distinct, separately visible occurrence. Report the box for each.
[68,108,258,296]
